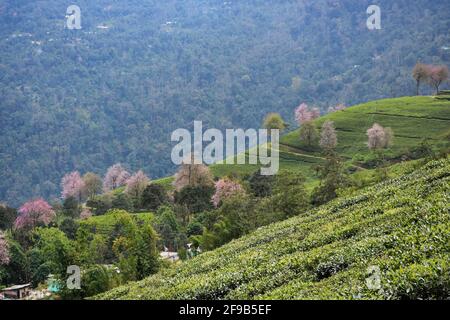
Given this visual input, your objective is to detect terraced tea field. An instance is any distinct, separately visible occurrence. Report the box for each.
[282,96,450,160]
[80,211,154,237]
[95,158,450,300]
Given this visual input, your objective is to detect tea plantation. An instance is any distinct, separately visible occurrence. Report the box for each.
[95,158,449,300]
[146,95,450,197]
[207,95,450,187]
[80,211,154,237]
[282,95,450,160]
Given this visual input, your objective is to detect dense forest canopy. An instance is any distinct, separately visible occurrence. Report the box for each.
[0,0,449,206]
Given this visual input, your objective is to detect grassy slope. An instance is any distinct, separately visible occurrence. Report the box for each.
[153,95,450,190]
[282,96,450,159]
[95,158,450,300]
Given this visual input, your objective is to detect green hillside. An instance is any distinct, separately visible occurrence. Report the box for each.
[282,96,450,157]
[95,158,449,300]
[206,95,450,186]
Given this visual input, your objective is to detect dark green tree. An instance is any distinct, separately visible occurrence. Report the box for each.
[271,171,310,218]
[81,265,111,297]
[174,185,214,214]
[154,206,181,251]
[86,195,112,216]
[187,221,204,237]
[63,196,81,218]
[0,238,29,286]
[312,152,348,206]
[142,184,169,211]
[248,171,274,197]
[59,218,79,240]
[30,228,76,286]
[0,205,17,230]
[111,193,132,211]
[136,221,159,278]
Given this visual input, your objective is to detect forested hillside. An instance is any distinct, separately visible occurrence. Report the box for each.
[95,158,450,300]
[1,0,450,206]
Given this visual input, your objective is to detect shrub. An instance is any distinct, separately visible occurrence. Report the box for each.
[111,193,132,211]
[86,194,113,216]
[59,218,79,240]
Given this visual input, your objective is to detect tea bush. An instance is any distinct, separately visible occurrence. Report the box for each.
[94,159,449,300]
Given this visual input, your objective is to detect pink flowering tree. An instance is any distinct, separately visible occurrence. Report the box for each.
[103,163,130,192]
[367,123,385,150]
[295,103,320,124]
[412,63,430,95]
[173,158,214,191]
[295,103,312,124]
[319,120,338,152]
[367,123,394,150]
[211,179,245,208]
[125,170,151,206]
[0,231,10,265]
[61,171,85,201]
[427,65,449,94]
[14,198,56,230]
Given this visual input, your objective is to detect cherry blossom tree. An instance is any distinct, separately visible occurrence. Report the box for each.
[367,123,385,150]
[412,62,430,95]
[0,231,10,265]
[295,103,320,124]
[125,170,151,204]
[320,121,338,152]
[427,65,449,94]
[295,103,312,123]
[211,179,245,207]
[173,157,214,191]
[103,163,130,192]
[61,171,85,201]
[367,123,394,150]
[14,198,56,230]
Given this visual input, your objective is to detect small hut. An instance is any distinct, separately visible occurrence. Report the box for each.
[1,283,32,299]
